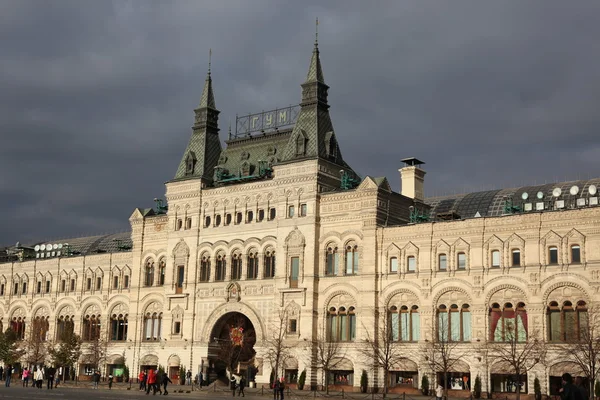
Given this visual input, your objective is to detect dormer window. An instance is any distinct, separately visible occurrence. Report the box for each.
[185,152,197,175]
[295,132,307,156]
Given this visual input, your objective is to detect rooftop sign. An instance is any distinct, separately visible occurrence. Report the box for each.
[234,104,300,138]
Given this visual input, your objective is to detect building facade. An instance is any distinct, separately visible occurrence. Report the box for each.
[2,39,600,395]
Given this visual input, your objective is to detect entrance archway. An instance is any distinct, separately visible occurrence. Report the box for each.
[208,312,257,381]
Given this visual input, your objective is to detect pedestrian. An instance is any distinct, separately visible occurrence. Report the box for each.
[238,376,246,397]
[161,372,172,395]
[436,381,444,400]
[273,378,280,400]
[108,373,113,389]
[47,366,56,389]
[35,367,44,389]
[0,366,3,382]
[186,370,192,386]
[278,377,285,400]
[139,370,147,391]
[22,367,29,387]
[92,370,101,389]
[560,373,584,400]
[230,374,237,397]
[146,369,157,395]
[5,365,12,387]
[575,376,589,400]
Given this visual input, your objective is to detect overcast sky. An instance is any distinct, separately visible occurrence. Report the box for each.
[2,0,600,245]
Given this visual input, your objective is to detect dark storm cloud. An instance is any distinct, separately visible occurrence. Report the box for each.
[2,0,600,244]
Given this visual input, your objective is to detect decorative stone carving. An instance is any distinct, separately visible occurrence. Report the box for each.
[145,301,163,314]
[111,303,129,316]
[34,306,50,317]
[226,282,241,302]
[57,305,75,317]
[83,303,101,316]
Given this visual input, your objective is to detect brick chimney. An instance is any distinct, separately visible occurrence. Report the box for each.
[400,158,426,202]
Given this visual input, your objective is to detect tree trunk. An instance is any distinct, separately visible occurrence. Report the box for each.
[516,375,521,400]
[325,370,329,394]
[384,370,389,399]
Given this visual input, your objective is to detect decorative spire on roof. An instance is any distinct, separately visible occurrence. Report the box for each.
[305,18,325,84]
[199,48,216,109]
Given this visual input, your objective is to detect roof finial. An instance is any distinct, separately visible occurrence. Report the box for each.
[315,17,319,46]
[208,48,212,75]
[228,119,232,140]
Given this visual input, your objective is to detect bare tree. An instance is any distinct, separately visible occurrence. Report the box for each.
[49,328,82,381]
[82,329,109,373]
[421,324,466,399]
[263,309,294,381]
[360,316,407,397]
[558,304,600,400]
[23,319,49,367]
[314,331,347,394]
[489,322,546,400]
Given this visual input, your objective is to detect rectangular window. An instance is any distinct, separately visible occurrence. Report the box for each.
[176,265,185,294]
[225,213,232,226]
[457,253,466,269]
[290,257,299,288]
[185,217,192,230]
[87,278,92,291]
[0,284,4,296]
[14,282,18,295]
[407,256,416,272]
[300,204,307,217]
[174,321,181,334]
[246,210,253,223]
[22,282,27,294]
[235,212,242,224]
[390,257,398,273]
[258,209,265,222]
[549,247,558,264]
[37,281,42,294]
[512,250,521,267]
[96,277,101,290]
[269,207,276,220]
[439,254,447,271]
[326,252,339,276]
[113,276,119,289]
[492,250,500,268]
[45,281,50,293]
[70,279,75,291]
[391,313,399,341]
[124,275,129,288]
[61,280,66,292]
[289,319,297,333]
[571,245,581,263]
[288,205,295,218]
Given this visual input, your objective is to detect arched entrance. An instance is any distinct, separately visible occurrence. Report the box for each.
[208,312,257,382]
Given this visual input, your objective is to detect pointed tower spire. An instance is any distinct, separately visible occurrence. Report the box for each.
[173,49,222,182]
[305,18,325,84]
[199,48,216,109]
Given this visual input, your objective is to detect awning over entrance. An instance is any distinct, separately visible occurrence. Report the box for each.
[168,354,181,366]
[391,359,418,371]
[140,354,159,365]
[332,358,354,371]
[549,362,584,377]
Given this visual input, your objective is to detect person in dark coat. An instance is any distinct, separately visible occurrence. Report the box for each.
[560,373,585,400]
[46,366,55,389]
[161,373,173,395]
[575,376,589,400]
[238,376,245,397]
[230,375,237,397]
[273,378,280,400]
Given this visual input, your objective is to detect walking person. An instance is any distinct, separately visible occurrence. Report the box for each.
[560,373,584,400]
[22,367,30,387]
[238,376,246,397]
[108,373,113,389]
[5,365,12,387]
[35,367,44,389]
[278,377,285,400]
[0,366,3,382]
[230,374,237,397]
[47,366,55,389]
[161,372,172,395]
[186,370,192,386]
[92,370,101,389]
[146,369,156,395]
[139,370,147,391]
[273,378,280,400]
[436,381,444,400]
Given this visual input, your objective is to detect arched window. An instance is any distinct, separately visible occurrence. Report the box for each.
[295,135,306,156]
[82,315,101,341]
[438,304,471,342]
[56,316,74,341]
[247,251,258,280]
[199,255,211,282]
[143,312,162,341]
[345,244,359,275]
[489,302,527,342]
[32,316,50,342]
[327,306,356,342]
[144,261,154,287]
[10,317,26,340]
[158,259,166,286]
[215,253,226,281]
[110,314,128,341]
[548,300,588,342]
[389,305,420,342]
[231,252,242,280]
[264,249,276,278]
[326,246,339,276]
